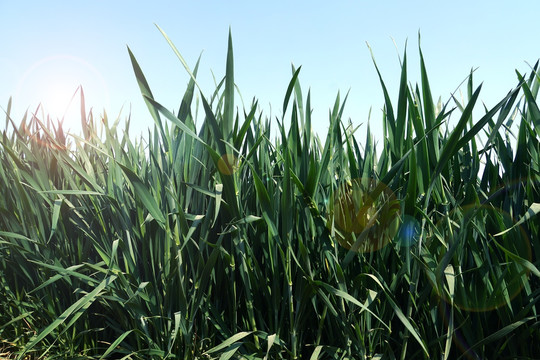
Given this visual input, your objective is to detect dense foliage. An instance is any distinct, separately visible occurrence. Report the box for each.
[1,28,539,359]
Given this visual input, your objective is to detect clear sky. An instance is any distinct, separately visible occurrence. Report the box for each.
[1,1,539,143]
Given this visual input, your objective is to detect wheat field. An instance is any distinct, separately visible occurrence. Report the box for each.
[1,28,539,359]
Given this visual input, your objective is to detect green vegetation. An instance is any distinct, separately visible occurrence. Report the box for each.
[1,27,539,359]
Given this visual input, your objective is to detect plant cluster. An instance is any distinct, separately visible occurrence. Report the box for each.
[1,28,539,359]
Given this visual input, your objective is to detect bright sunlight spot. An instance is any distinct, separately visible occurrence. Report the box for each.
[14,55,110,133]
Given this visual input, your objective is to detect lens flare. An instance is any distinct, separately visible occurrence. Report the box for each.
[327,178,400,253]
[427,204,531,312]
[396,215,421,247]
[15,54,110,133]
[217,153,238,175]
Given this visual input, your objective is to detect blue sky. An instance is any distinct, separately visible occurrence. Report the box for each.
[1,1,539,143]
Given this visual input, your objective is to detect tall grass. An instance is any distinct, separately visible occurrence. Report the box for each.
[1,27,539,359]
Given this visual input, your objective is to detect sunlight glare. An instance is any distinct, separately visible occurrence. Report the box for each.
[15,54,110,134]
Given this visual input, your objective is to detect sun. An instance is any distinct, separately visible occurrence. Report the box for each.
[15,55,110,133]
